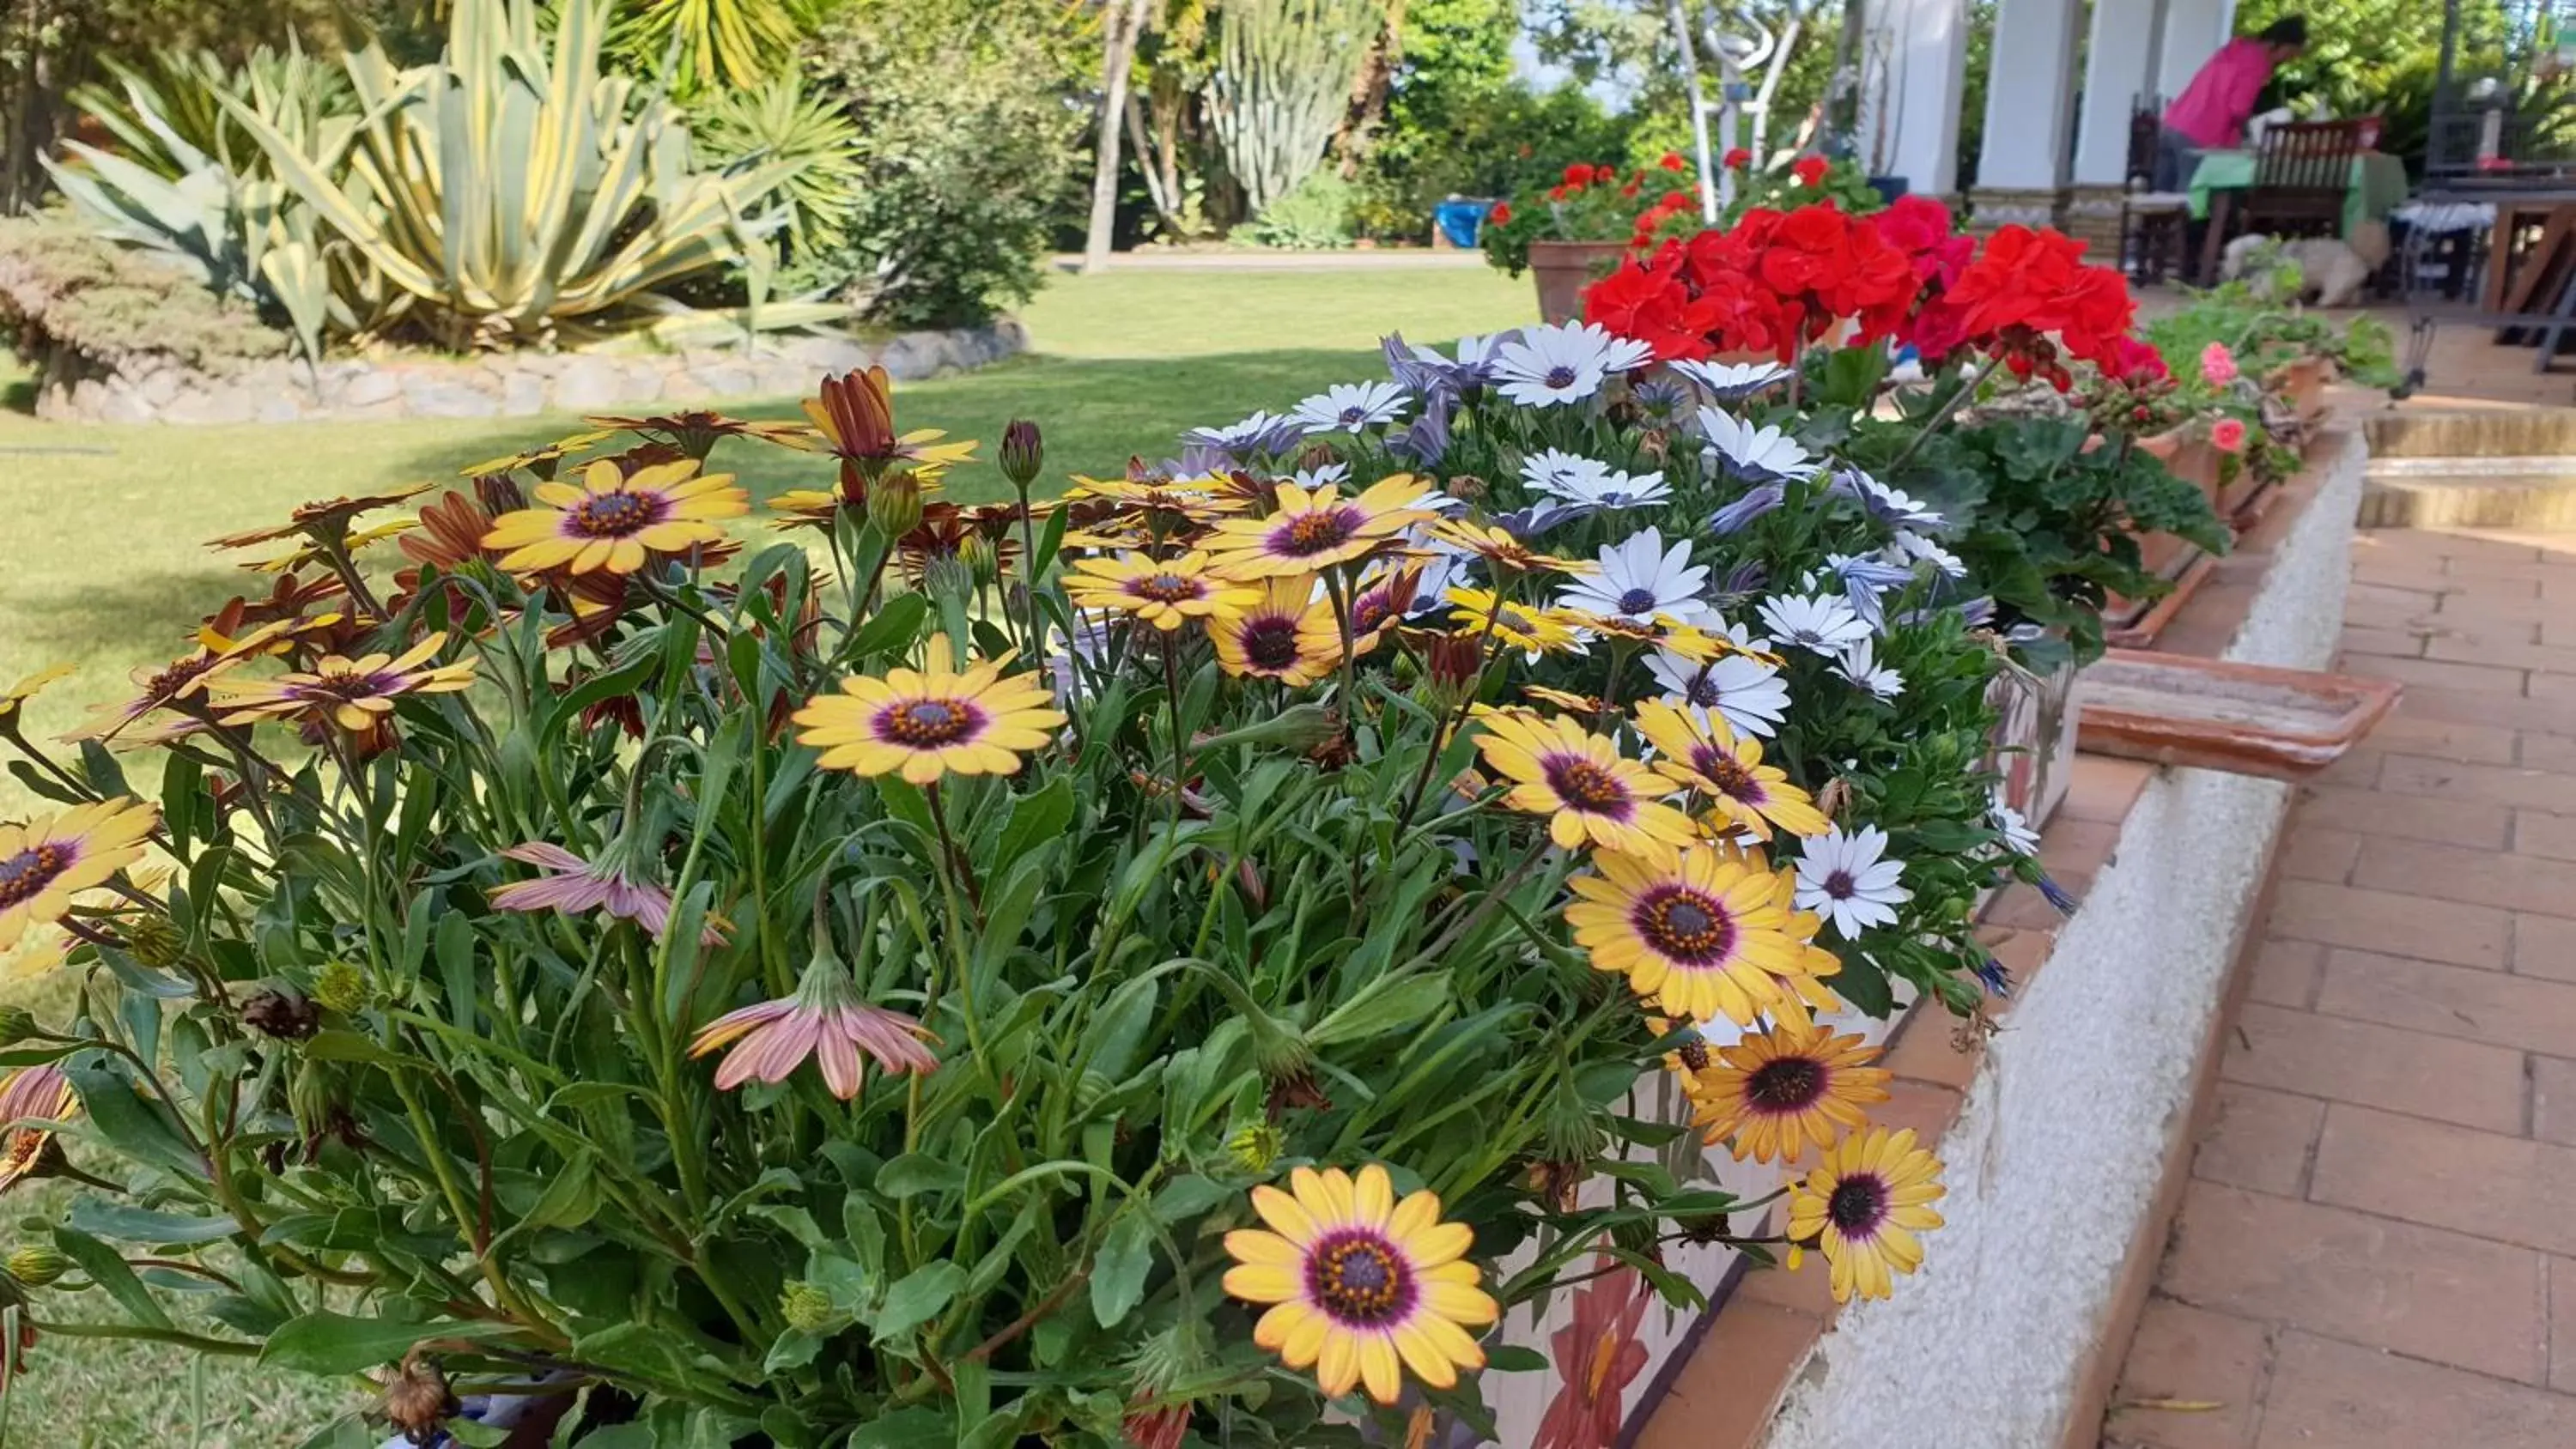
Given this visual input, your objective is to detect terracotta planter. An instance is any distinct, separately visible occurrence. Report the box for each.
[2268,355,2334,427]
[1527,240,1631,324]
[2075,649,2402,779]
[2121,427,2227,585]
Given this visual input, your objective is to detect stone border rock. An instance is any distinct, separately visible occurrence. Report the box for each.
[33,321,1027,426]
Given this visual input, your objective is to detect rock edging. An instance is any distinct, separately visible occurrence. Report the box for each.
[35,322,1027,426]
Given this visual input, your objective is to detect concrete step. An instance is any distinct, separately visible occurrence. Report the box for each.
[2360,458,2576,529]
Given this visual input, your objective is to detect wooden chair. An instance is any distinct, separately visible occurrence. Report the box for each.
[2198,116,2379,283]
[2121,97,2188,283]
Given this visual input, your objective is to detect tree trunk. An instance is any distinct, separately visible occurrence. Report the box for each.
[1082,0,1153,275]
[1333,0,1405,179]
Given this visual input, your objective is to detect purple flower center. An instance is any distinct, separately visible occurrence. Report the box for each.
[1617,587,1660,615]
[1827,1173,1890,1235]
[1276,507,1363,557]
[1693,748,1763,804]
[1338,407,1370,427]
[0,844,69,909]
[1542,756,1631,815]
[879,697,981,747]
[291,669,401,705]
[568,490,664,538]
[1635,887,1735,965]
[1308,1230,1413,1325]
[1128,573,1202,604]
[1239,617,1303,671]
[1746,1054,1828,1112]
[1823,869,1856,900]
[1543,365,1579,389]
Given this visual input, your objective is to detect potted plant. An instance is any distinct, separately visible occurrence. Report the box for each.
[1481,155,1701,322]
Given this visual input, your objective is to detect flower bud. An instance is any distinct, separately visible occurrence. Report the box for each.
[957,533,1000,588]
[312,961,367,1015]
[1225,1121,1283,1174]
[5,1246,70,1288]
[125,912,184,970]
[1419,632,1485,712]
[924,553,975,606]
[779,1280,843,1335]
[382,1351,457,1444]
[999,419,1043,489]
[1445,473,1488,504]
[866,471,925,540]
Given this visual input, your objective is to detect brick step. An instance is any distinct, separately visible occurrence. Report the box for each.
[2359,458,2576,530]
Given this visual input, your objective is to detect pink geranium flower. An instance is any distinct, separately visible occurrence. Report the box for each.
[689,956,940,1100]
[488,842,726,945]
[2211,417,2248,453]
[2199,341,2239,387]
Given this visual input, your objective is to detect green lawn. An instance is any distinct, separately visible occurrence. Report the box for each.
[0,263,1533,1446]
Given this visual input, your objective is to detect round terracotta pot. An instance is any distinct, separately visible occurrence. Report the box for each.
[1527,239,1631,324]
[2268,355,2334,425]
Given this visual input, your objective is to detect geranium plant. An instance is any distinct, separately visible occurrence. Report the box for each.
[1479,155,1701,276]
[0,198,2198,1449]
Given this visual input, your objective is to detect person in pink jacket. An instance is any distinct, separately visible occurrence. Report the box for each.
[2155,16,2308,189]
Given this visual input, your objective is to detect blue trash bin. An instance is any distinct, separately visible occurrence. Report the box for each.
[1434,197,1492,249]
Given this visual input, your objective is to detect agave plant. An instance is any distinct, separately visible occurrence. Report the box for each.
[223,0,810,348]
[68,45,355,183]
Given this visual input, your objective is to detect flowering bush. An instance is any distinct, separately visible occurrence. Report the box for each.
[1479,154,1700,276]
[0,203,2200,1449]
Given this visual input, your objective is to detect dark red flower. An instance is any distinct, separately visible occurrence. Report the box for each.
[1792,155,1830,187]
[1722,147,1752,169]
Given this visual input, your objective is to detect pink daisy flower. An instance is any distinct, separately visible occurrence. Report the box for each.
[487,842,726,946]
[688,959,940,1100]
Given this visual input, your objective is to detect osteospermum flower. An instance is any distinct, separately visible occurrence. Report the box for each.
[488,842,726,946]
[213,634,477,734]
[1201,477,1432,579]
[1645,650,1790,739]
[0,798,155,955]
[1492,323,1652,408]
[204,486,436,550]
[1833,638,1905,700]
[58,623,295,744]
[1565,843,1814,1026]
[1993,801,2040,856]
[1757,594,1870,657]
[1221,1164,1499,1404]
[1473,712,1694,860]
[803,366,976,472]
[1066,551,1261,632]
[1184,410,1307,461]
[1208,579,1344,686]
[1672,358,1793,401]
[483,458,750,575]
[1698,408,1819,483]
[1557,529,1713,626]
[0,666,70,731]
[1522,451,1669,511]
[1691,1023,1893,1163]
[460,430,617,480]
[689,955,939,1100]
[1794,826,1913,939]
[0,1064,79,1192]
[1428,521,1589,578]
[1632,700,1830,841]
[1444,588,1587,661]
[1291,381,1410,436]
[793,646,1066,785]
[1785,1127,1947,1302]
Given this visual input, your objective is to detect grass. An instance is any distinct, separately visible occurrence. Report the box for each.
[0,263,1533,1446]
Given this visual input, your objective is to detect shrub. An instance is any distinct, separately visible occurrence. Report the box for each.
[0,209,285,381]
[802,0,1084,327]
[1356,80,1636,243]
[692,70,870,264]
[1242,169,1357,248]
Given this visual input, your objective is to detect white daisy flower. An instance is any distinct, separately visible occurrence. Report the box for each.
[1671,358,1794,401]
[1830,467,1947,527]
[1492,323,1653,408]
[1758,593,1870,657]
[1893,530,1966,578]
[1291,381,1409,436]
[1832,638,1905,700]
[1559,528,1713,624]
[1408,331,1510,391]
[1696,406,1820,482]
[1645,650,1790,738]
[1291,463,1352,488]
[1794,826,1913,940]
[1185,410,1303,458]
[1993,800,2040,856]
[1522,449,1670,510]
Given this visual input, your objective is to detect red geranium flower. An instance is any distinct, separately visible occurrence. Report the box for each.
[1585,258,1728,362]
[1564,163,1592,187]
[1660,151,1686,172]
[1722,147,1752,169]
[1548,185,1570,202]
[1534,1257,1651,1449]
[1594,163,1619,184]
[1491,201,1514,225]
[1792,155,1830,186]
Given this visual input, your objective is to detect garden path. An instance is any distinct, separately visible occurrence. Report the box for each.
[2103,524,2576,1446]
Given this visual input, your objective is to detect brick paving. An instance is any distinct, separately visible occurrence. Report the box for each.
[2102,527,2576,1447]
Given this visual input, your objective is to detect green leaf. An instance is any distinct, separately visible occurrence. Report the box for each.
[259,1312,518,1375]
[1485,1344,1549,1373]
[1088,1212,1154,1328]
[1305,971,1451,1048]
[849,1407,953,1449]
[52,1225,173,1331]
[848,592,929,664]
[66,1197,237,1246]
[62,1060,205,1179]
[76,739,128,797]
[1149,1174,1230,1224]
[873,1154,963,1200]
[872,1261,965,1340]
[762,1328,823,1373]
[445,1422,511,1448]
[993,776,1075,876]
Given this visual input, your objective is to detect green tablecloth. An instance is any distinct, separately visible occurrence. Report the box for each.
[2185,149,2410,236]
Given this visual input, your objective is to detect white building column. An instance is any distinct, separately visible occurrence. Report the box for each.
[2074,0,2169,186]
[1973,0,2084,215]
[2158,0,2238,101]
[1867,0,1973,197]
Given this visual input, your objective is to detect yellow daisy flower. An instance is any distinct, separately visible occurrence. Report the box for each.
[1443,588,1588,659]
[1207,579,1344,687]
[211,634,477,733]
[0,798,155,952]
[1426,520,1594,577]
[1473,712,1694,861]
[459,429,617,480]
[1564,844,1816,1026]
[1066,475,1241,522]
[0,665,71,731]
[1222,1164,1499,1404]
[1632,700,1831,842]
[1785,1127,1947,1302]
[793,643,1066,785]
[1690,1023,1892,1163]
[1066,551,1262,632]
[482,458,750,575]
[1202,476,1431,579]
